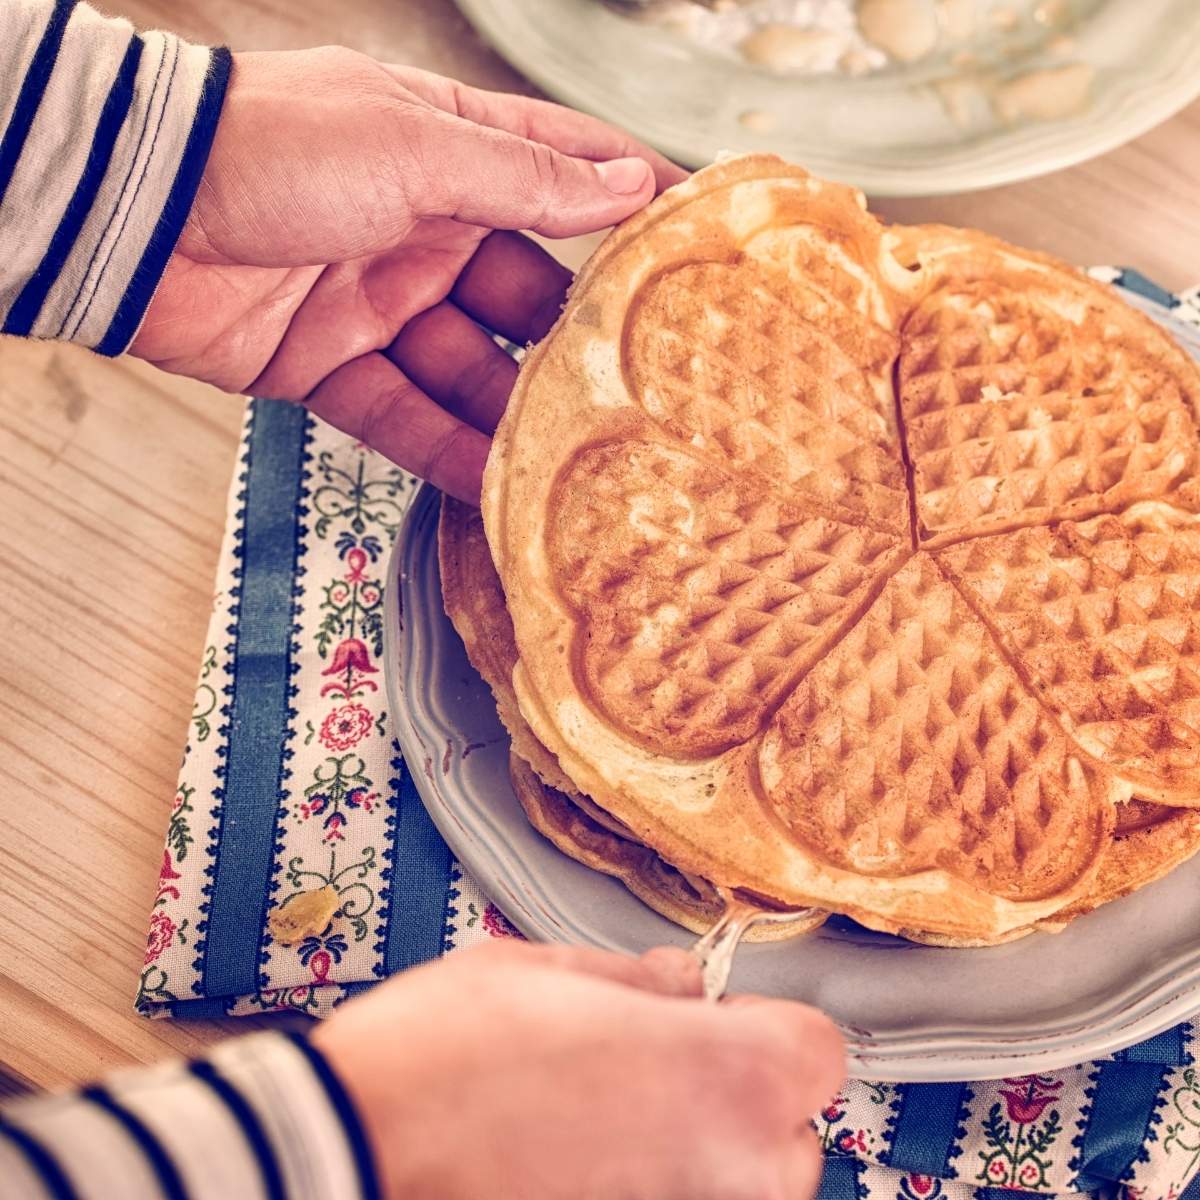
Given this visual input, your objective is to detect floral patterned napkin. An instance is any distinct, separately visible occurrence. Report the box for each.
[141,271,1200,1200]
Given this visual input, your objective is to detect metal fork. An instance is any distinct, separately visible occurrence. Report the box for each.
[691,893,822,1000]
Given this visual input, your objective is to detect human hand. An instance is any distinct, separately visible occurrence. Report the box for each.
[312,940,844,1200]
[132,48,685,502]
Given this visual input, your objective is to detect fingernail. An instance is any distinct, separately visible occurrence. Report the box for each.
[595,157,653,195]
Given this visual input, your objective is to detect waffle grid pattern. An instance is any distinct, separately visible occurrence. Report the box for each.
[541,247,1200,889]
[901,281,1199,544]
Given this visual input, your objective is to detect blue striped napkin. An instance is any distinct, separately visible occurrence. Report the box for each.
[141,270,1200,1200]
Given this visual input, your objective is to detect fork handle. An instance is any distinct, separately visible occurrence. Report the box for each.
[691,900,760,1000]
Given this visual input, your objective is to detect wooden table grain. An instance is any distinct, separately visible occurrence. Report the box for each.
[3,0,1199,1094]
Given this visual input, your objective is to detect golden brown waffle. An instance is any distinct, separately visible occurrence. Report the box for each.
[937,510,1200,806]
[1065,800,1200,916]
[481,155,1200,941]
[759,554,1111,905]
[550,440,909,758]
[509,753,824,941]
[440,495,1200,944]
[892,226,1200,544]
[440,494,819,936]
[904,801,1200,946]
[438,497,576,796]
[626,257,907,532]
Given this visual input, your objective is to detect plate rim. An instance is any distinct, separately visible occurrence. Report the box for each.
[384,290,1200,1081]
[453,0,1200,197]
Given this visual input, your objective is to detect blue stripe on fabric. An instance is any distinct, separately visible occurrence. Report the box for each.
[169,996,233,1019]
[1183,1167,1200,1200]
[816,1153,863,1200]
[0,0,76,208]
[1119,268,1178,310]
[1071,1061,1169,1191]
[974,1190,1042,1200]
[96,45,231,356]
[374,746,455,975]
[3,34,144,336]
[882,1083,973,1175]
[1114,1023,1191,1065]
[200,399,309,999]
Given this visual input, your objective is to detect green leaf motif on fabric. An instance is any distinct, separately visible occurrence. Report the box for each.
[167,783,195,863]
[191,645,218,742]
[298,753,380,842]
[135,965,178,1014]
[282,845,378,943]
[977,1076,1063,1189]
[1164,1067,1200,1183]
[311,451,412,540]
[315,570,383,661]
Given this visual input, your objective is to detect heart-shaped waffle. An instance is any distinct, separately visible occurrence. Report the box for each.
[440,497,1200,945]
[483,156,1200,940]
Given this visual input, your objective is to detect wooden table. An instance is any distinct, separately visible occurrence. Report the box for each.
[3,0,1199,1095]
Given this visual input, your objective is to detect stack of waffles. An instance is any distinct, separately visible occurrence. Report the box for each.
[440,154,1200,946]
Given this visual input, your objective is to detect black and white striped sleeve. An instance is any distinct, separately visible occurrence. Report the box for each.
[0,1032,382,1200]
[0,0,230,355]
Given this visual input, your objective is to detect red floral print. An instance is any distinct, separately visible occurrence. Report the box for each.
[319,703,374,751]
[838,1130,868,1154]
[145,911,177,963]
[154,849,183,906]
[998,1076,1063,1124]
[482,903,521,939]
[321,637,379,698]
[323,638,376,678]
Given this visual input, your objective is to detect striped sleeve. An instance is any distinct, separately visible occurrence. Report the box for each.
[0,1032,381,1200]
[0,0,230,354]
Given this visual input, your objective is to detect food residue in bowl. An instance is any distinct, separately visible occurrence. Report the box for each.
[629,0,1098,133]
[633,0,1086,87]
[991,61,1095,121]
[738,107,781,131]
[857,0,940,63]
[930,58,1094,128]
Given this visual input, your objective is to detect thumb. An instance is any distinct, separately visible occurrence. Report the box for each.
[409,108,657,237]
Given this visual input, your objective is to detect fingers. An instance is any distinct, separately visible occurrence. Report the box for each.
[387,302,517,434]
[638,946,705,997]
[775,1127,826,1200]
[470,940,702,999]
[386,65,686,192]
[452,231,572,344]
[305,351,490,504]
[724,996,847,1115]
[402,106,657,239]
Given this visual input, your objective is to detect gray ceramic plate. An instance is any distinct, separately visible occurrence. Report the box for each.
[385,294,1200,1081]
[454,0,1200,196]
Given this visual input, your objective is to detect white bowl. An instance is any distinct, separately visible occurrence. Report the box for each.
[455,0,1200,196]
